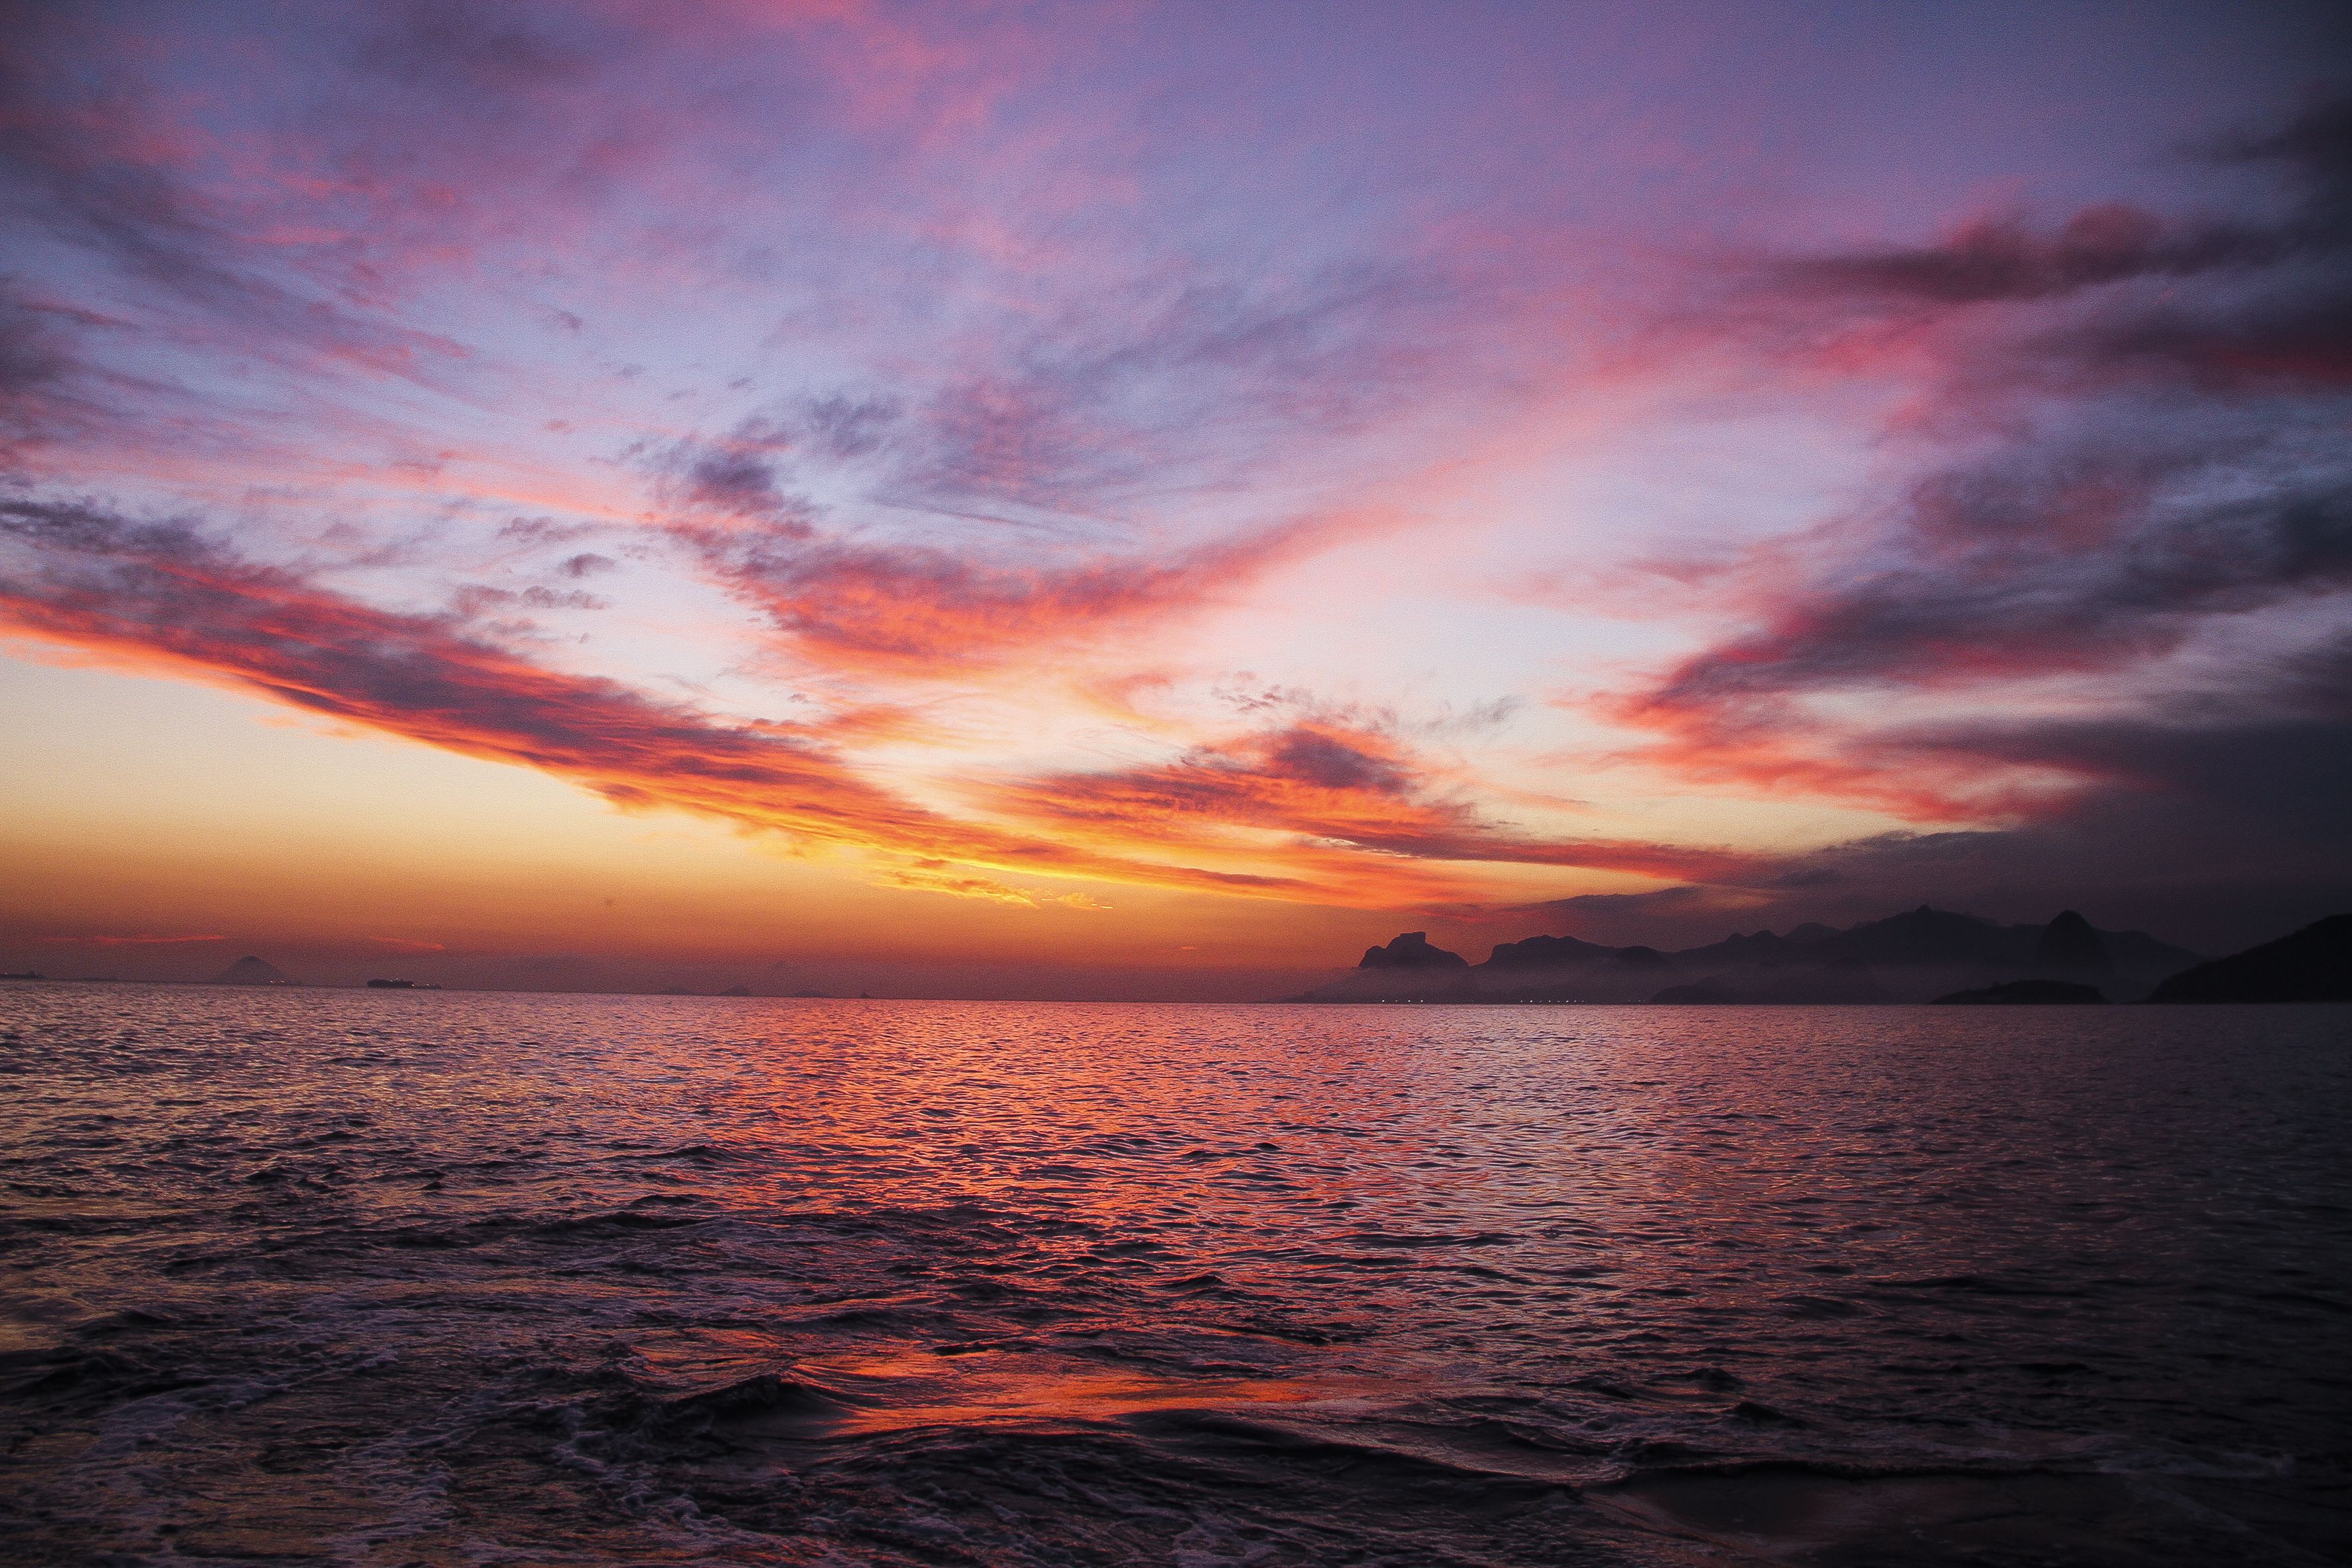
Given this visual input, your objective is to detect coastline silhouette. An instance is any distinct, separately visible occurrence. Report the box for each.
[1294,907,2348,1005]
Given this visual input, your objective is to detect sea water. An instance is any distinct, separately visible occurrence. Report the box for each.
[3,984,2347,1565]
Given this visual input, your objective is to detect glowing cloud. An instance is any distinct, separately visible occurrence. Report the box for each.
[1,3,2346,979]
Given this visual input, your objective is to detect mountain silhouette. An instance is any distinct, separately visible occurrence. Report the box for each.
[1293,906,2201,1004]
[1813,905,2021,967]
[2033,910,2112,971]
[2149,915,2352,1003]
[1484,933,1613,968]
[1359,932,1468,969]
[1669,929,1806,968]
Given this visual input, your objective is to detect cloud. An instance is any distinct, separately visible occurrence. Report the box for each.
[1769,95,2348,315]
[0,496,1031,866]
[1508,94,2352,948]
[0,5,469,380]
[643,389,1397,679]
[1620,422,2352,803]
[8,5,2341,963]
[1770,203,2271,309]
[0,277,84,468]
[3,499,1759,913]
[624,252,1485,684]
[500,518,604,545]
[801,394,900,459]
[1610,94,2352,826]
[877,862,1051,906]
[1527,717,2352,954]
[449,582,609,624]
[645,414,811,524]
[876,267,1462,524]
[0,497,1559,909]
[352,0,592,95]
[992,713,1757,891]
[695,512,1347,673]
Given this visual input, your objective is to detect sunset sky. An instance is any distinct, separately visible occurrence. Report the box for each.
[3,1,2348,996]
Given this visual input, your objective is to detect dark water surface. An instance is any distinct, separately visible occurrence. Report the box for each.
[3,986,2348,1566]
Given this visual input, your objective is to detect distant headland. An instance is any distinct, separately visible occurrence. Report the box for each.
[1293,907,2351,1004]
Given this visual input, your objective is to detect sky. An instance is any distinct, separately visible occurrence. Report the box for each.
[2,0,2348,996]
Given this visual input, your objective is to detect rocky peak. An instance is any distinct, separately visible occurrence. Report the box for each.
[1359,932,1468,969]
[2035,909,2112,971]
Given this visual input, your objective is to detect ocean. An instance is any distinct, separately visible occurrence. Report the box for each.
[3,984,2347,1565]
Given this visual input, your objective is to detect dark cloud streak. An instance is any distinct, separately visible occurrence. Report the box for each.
[994,716,1755,885]
[1599,94,2352,945]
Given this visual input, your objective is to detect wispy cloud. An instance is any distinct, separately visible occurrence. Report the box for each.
[0,499,1652,907]
[1611,94,2352,828]
[694,513,1348,674]
[992,712,1757,897]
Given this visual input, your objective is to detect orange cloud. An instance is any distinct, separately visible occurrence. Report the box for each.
[988,714,1761,896]
[694,512,1375,678]
[1,500,1658,911]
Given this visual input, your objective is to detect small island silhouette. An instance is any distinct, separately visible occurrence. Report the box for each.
[1934,979,2108,1005]
[208,956,291,986]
